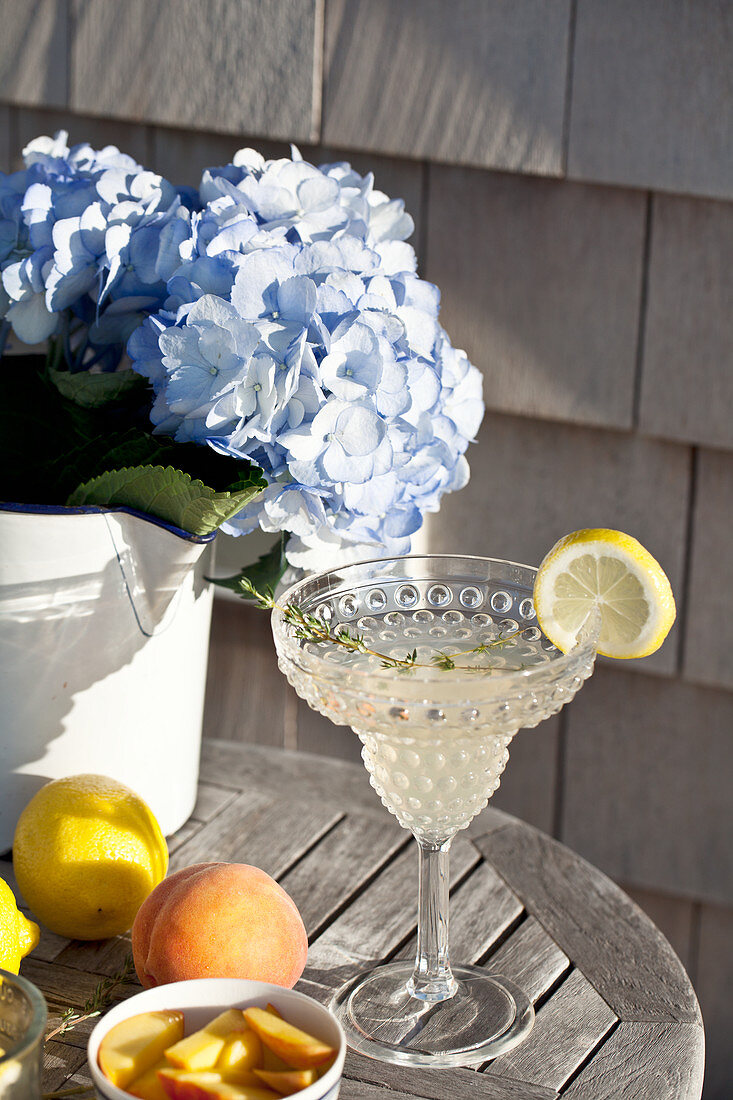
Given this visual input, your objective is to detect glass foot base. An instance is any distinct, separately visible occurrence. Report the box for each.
[329,961,534,1068]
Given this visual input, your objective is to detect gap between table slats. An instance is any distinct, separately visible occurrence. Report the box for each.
[304,835,480,988]
[484,967,618,1091]
[472,824,702,1026]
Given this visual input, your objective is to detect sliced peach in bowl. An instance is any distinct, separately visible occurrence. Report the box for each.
[87,979,345,1100]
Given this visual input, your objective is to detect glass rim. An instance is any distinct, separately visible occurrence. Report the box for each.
[0,968,48,1064]
[271,552,600,687]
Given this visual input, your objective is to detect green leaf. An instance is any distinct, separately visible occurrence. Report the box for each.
[1,354,266,522]
[48,366,147,408]
[67,465,266,537]
[48,429,173,499]
[53,427,265,503]
[210,535,288,597]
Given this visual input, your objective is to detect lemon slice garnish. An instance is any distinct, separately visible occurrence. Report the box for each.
[533,529,676,659]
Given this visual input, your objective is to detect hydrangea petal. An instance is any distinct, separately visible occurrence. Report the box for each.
[230,248,297,318]
[7,291,57,342]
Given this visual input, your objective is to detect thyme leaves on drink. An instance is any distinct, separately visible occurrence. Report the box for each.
[241,579,525,673]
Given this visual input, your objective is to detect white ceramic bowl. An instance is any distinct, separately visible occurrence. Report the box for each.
[87,978,346,1100]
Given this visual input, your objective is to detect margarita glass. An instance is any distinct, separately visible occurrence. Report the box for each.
[272,555,599,1067]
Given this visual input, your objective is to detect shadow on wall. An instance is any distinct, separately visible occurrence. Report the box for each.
[3,0,69,104]
[325,0,565,169]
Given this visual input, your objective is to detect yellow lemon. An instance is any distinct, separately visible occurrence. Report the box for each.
[13,775,168,940]
[0,876,39,973]
[534,528,676,659]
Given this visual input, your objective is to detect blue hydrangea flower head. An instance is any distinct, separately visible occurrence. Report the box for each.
[0,131,188,356]
[0,133,483,566]
[129,147,484,567]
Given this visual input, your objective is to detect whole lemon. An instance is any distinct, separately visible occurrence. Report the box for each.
[13,774,168,940]
[0,876,39,973]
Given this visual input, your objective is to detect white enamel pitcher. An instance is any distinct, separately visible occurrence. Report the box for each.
[0,505,215,850]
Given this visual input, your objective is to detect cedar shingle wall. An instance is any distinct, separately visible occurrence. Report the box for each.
[2,2,730,1093]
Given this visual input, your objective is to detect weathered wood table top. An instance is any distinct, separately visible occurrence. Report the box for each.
[5,740,704,1099]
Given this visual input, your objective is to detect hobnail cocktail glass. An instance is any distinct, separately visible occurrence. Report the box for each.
[272,555,599,1067]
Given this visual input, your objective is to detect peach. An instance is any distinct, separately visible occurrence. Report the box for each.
[132,863,307,990]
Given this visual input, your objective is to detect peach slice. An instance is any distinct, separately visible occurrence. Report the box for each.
[242,1009,336,1070]
[157,1069,277,1100]
[253,1068,317,1095]
[216,1028,262,1085]
[127,1059,170,1100]
[261,1045,290,1074]
[98,1010,184,1089]
[259,1008,288,1073]
[166,1010,248,1072]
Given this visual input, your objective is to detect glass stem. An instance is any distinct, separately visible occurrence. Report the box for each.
[407,836,458,1002]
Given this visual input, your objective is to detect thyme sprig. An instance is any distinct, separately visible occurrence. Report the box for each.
[45,955,136,1043]
[244,579,526,674]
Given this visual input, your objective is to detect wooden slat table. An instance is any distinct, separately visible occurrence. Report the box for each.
[5,740,704,1099]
